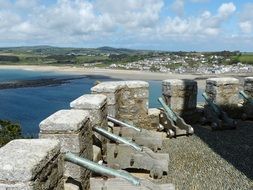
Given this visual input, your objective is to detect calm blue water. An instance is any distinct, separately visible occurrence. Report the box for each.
[0,69,204,136]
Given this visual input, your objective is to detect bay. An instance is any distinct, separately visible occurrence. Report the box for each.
[0,69,204,136]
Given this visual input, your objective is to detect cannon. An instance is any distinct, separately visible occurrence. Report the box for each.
[201,92,237,130]
[158,97,194,137]
[65,152,175,190]
[239,90,253,120]
[107,116,164,152]
[93,126,169,179]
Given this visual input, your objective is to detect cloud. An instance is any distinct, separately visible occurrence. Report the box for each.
[15,0,38,10]
[162,2,236,38]
[171,0,185,17]
[0,0,248,51]
[96,0,164,29]
[218,2,236,18]
[239,3,253,34]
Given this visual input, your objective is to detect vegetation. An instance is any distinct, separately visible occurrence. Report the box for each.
[0,120,22,147]
[0,46,159,67]
[231,54,253,65]
[0,46,252,68]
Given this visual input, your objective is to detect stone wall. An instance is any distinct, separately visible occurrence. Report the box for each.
[162,79,197,114]
[91,82,123,118]
[91,81,149,129]
[70,94,108,155]
[0,139,63,190]
[244,77,253,97]
[205,77,239,107]
[39,109,92,190]
[118,81,149,128]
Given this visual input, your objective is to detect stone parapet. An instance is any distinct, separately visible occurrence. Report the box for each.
[91,82,123,118]
[0,139,63,190]
[70,94,108,156]
[118,81,149,128]
[91,81,149,128]
[162,79,197,114]
[39,109,92,190]
[205,77,239,107]
[147,108,161,130]
[244,77,253,97]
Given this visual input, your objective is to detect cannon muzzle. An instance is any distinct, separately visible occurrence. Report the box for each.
[202,92,221,116]
[240,91,253,104]
[158,97,177,122]
[93,126,143,152]
[107,116,141,132]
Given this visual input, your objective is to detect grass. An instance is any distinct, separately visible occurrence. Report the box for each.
[231,54,253,65]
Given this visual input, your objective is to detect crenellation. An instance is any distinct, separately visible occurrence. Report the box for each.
[39,109,92,190]
[244,77,253,97]
[205,77,239,107]
[70,94,108,157]
[0,139,63,190]
[162,79,197,114]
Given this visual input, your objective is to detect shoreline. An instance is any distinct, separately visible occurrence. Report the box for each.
[0,64,251,89]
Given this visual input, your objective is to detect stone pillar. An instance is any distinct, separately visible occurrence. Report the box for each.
[39,109,92,190]
[117,81,149,128]
[91,81,149,129]
[70,94,107,155]
[244,77,253,97]
[91,82,124,118]
[148,108,161,129]
[205,77,239,107]
[0,139,63,190]
[162,79,197,114]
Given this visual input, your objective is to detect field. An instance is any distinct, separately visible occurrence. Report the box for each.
[238,54,253,64]
[231,54,253,65]
[0,46,155,66]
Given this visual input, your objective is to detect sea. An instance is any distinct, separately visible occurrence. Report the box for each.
[0,69,204,136]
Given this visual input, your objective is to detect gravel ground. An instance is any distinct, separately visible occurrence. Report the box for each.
[155,120,253,190]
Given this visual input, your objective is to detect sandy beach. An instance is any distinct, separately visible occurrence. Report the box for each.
[0,65,251,89]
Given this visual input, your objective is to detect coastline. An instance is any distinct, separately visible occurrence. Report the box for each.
[0,64,251,89]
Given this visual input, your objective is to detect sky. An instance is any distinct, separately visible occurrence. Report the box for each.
[0,0,252,51]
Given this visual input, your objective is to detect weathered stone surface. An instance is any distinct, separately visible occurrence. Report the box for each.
[107,104,118,117]
[91,81,124,93]
[148,108,161,129]
[244,77,253,97]
[206,77,239,86]
[92,80,150,129]
[39,109,89,133]
[117,81,149,128]
[39,109,92,190]
[0,139,63,190]
[93,145,102,162]
[0,139,60,181]
[70,94,108,157]
[124,81,149,88]
[162,79,197,113]
[70,94,107,110]
[205,77,239,106]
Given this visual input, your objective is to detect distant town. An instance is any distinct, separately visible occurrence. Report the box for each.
[107,52,253,74]
[0,46,253,74]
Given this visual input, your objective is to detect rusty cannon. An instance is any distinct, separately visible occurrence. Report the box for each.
[158,97,194,137]
[64,152,174,190]
[201,92,237,130]
[93,126,169,179]
[107,116,164,152]
[239,90,253,120]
